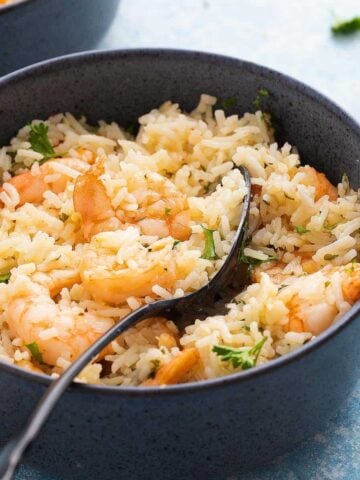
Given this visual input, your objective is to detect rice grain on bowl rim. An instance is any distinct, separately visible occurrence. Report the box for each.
[0,93,359,387]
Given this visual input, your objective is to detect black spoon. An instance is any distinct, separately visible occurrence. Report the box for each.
[0,166,251,480]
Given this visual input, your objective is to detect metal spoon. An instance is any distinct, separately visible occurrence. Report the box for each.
[0,166,251,480]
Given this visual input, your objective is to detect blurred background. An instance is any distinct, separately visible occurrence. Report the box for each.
[100,0,360,123]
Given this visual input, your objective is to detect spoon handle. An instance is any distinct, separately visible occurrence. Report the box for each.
[0,301,162,480]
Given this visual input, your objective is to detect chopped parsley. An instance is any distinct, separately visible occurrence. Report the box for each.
[201,225,219,260]
[332,17,360,35]
[261,111,273,130]
[240,253,276,266]
[324,254,339,261]
[172,240,182,249]
[324,222,338,231]
[325,281,331,287]
[212,337,267,370]
[28,123,56,163]
[25,341,43,363]
[295,225,310,234]
[222,96,237,111]
[253,88,269,109]
[345,260,357,274]
[0,272,11,283]
[165,207,171,216]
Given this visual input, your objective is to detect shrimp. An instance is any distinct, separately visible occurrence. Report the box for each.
[251,254,319,284]
[73,168,192,241]
[48,270,81,298]
[284,263,360,335]
[115,317,179,349]
[125,172,192,240]
[73,170,120,241]
[143,348,200,386]
[6,283,114,367]
[251,260,288,284]
[299,166,337,201]
[284,296,338,335]
[158,332,178,349]
[342,264,360,304]
[80,257,177,305]
[1,158,90,207]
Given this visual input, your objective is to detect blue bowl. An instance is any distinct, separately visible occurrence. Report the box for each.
[0,0,120,76]
[0,49,359,480]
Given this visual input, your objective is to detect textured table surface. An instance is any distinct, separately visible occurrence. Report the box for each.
[17,0,360,479]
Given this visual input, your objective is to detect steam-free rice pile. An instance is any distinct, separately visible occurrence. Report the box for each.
[0,94,359,386]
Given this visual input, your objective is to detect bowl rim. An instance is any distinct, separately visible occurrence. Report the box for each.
[0,47,359,397]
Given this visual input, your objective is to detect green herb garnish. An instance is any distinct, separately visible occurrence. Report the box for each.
[201,225,219,260]
[262,112,273,130]
[28,123,56,163]
[332,17,360,35]
[324,222,338,231]
[0,272,11,283]
[240,253,276,266]
[213,337,267,370]
[172,240,182,249]
[295,225,310,234]
[165,207,171,216]
[222,96,237,111]
[324,254,339,261]
[253,88,270,109]
[345,260,357,274]
[325,281,331,287]
[25,341,43,363]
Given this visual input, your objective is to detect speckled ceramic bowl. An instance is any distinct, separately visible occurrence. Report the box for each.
[0,0,120,76]
[0,49,359,480]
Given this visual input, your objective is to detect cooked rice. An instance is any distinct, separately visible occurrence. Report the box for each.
[0,94,358,386]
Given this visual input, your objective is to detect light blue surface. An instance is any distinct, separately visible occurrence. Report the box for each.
[16,1,360,478]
